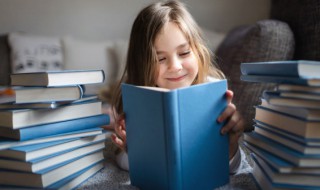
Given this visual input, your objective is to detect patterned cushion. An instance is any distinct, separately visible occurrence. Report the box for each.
[271,0,320,60]
[216,19,295,131]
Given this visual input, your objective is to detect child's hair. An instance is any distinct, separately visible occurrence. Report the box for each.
[112,0,225,115]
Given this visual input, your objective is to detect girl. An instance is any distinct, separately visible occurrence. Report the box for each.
[109,0,251,174]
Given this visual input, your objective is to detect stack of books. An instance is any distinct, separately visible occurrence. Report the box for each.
[0,70,111,189]
[240,60,320,189]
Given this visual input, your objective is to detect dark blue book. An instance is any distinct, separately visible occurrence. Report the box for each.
[262,91,320,109]
[245,143,320,175]
[0,131,111,161]
[0,151,104,188]
[0,127,103,150]
[240,74,320,86]
[10,70,105,87]
[121,80,229,190]
[0,100,103,129]
[0,140,105,172]
[255,105,320,138]
[241,60,320,79]
[0,114,109,140]
[47,161,104,190]
[244,132,320,167]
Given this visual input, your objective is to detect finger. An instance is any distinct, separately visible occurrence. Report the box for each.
[217,103,236,123]
[225,90,234,104]
[101,125,114,131]
[111,133,126,150]
[221,110,241,135]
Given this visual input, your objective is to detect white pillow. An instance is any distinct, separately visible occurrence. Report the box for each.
[8,33,63,73]
[62,37,116,87]
[113,40,128,81]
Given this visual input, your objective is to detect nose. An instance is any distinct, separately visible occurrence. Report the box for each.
[168,56,182,72]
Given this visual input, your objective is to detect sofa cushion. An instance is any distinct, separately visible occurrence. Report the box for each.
[271,0,320,60]
[0,34,10,85]
[8,33,63,73]
[216,19,295,131]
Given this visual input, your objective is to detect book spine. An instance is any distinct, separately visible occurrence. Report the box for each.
[163,91,182,190]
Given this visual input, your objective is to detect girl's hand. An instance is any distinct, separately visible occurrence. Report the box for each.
[217,90,244,160]
[111,114,127,151]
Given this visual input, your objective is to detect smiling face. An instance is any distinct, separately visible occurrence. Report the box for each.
[154,22,199,90]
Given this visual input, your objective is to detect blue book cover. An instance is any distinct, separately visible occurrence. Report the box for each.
[240,74,320,86]
[0,127,103,150]
[121,80,229,190]
[262,91,320,109]
[10,69,105,87]
[245,142,320,175]
[240,60,320,79]
[0,151,104,188]
[0,114,109,140]
[244,132,320,167]
[252,153,320,190]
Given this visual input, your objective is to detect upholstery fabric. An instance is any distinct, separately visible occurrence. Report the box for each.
[271,0,320,60]
[216,20,295,131]
[0,34,10,85]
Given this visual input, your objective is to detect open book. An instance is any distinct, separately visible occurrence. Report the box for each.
[121,80,229,190]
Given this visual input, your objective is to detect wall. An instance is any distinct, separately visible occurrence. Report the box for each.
[0,0,270,41]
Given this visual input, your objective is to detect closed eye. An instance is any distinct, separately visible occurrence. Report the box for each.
[179,51,190,57]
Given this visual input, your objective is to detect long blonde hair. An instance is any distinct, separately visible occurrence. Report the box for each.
[112,0,225,115]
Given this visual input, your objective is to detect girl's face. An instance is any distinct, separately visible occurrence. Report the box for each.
[154,22,199,90]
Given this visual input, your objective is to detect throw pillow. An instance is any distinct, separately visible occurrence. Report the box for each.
[0,34,10,85]
[62,37,116,94]
[215,19,295,131]
[8,33,63,73]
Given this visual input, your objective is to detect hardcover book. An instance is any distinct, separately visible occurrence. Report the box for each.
[0,114,110,140]
[0,151,104,188]
[12,85,84,103]
[121,80,229,190]
[0,100,102,129]
[240,60,320,79]
[0,128,103,150]
[255,106,320,138]
[0,132,111,161]
[240,75,320,86]
[10,70,105,87]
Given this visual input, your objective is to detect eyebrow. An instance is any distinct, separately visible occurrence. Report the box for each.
[156,43,189,54]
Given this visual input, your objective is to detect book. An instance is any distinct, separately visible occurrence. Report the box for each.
[240,75,320,86]
[11,85,84,103]
[240,60,320,79]
[245,143,320,175]
[263,91,320,109]
[244,132,320,167]
[252,153,320,186]
[0,141,104,172]
[255,106,320,138]
[254,125,320,154]
[254,120,320,146]
[252,155,320,190]
[277,84,320,94]
[121,80,229,190]
[0,131,111,161]
[0,100,102,129]
[10,70,105,87]
[0,114,109,140]
[47,161,103,190]
[260,98,320,121]
[0,151,104,188]
[0,95,98,109]
[0,128,103,150]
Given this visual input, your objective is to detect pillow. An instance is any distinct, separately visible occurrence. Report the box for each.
[215,19,295,131]
[8,33,63,73]
[62,37,116,94]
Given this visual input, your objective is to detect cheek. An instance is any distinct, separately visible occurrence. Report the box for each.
[184,56,199,75]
